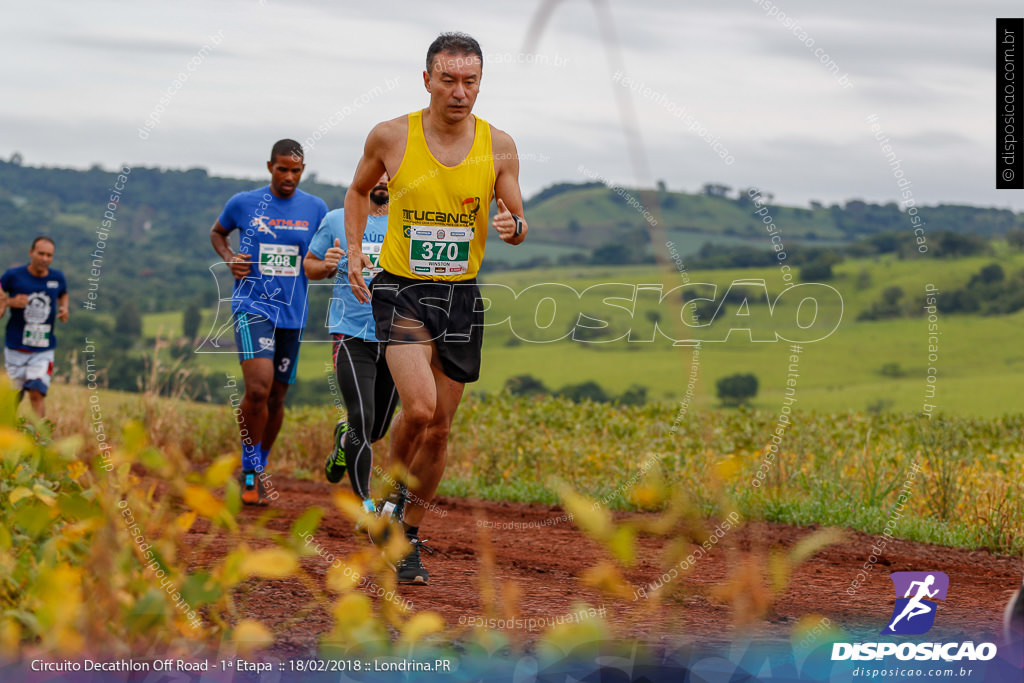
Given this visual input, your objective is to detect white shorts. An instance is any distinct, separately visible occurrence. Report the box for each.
[4,348,55,395]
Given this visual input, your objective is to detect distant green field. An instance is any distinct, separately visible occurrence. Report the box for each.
[527,186,846,241]
[485,237,586,266]
[144,250,1024,417]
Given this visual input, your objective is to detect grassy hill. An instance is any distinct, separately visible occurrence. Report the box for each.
[138,248,1024,418]
[4,160,1024,312]
[525,186,844,244]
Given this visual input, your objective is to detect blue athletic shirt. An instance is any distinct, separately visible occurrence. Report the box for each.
[308,209,387,341]
[218,186,328,329]
[1,265,67,351]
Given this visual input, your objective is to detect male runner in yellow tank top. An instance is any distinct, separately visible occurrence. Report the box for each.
[344,32,528,585]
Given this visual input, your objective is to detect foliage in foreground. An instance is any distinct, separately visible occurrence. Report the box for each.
[4,379,1021,661]
[42,382,1024,557]
[446,395,1024,555]
[0,382,609,660]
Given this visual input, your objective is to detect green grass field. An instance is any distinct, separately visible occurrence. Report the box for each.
[527,186,846,240]
[141,249,1024,417]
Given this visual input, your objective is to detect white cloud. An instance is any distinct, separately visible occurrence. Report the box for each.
[1,0,1019,210]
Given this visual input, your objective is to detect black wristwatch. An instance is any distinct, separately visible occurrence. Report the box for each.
[512,214,524,238]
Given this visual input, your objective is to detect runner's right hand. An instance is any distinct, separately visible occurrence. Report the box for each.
[229,252,252,279]
[347,246,373,304]
[6,294,28,308]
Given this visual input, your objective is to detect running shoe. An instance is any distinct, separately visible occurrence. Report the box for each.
[396,536,434,585]
[382,482,408,523]
[354,499,375,535]
[239,470,267,506]
[324,421,348,483]
[367,484,408,545]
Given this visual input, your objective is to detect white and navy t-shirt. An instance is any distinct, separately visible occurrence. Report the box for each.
[1,265,67,351]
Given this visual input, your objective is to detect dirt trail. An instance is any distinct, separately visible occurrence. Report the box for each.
[183,476,1021,656]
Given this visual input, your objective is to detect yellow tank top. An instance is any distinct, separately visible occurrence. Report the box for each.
[380,110,495,280]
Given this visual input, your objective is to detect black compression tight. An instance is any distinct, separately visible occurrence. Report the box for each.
[332,334,399,501]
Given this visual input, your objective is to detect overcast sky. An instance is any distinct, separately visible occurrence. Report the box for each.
[2,0,1019,211]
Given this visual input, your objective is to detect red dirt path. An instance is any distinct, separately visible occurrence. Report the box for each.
[183,475,1022,656]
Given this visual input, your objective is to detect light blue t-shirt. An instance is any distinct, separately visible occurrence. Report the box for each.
[308,209,387,341]
[218,186,328,329]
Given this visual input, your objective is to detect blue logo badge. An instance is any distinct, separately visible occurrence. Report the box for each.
[882,572,948,635]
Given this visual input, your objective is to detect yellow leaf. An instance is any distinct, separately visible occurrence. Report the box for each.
[608,525,636,567]
[326,562,363,593]
[204,455,238,488]
[790,527,846,567]
[631,483,664,509]
[580,561,634,600]
[32,484,56,507]
[332,592,372,630]
[184,485,225,519]
[713,455,741,481]
[0,617,20,659]
[332,489,363,521]
[175,511,197,534]
[381,532,412,566]
[557,485,610,542]
[240,548,299,579]
[9,487,33,506]
[35,565,83,639]
[400,612,445,644]
[122,421,148,452]
[218,549,248,588]
[537,611,609,661]
[0,427,33,456]
[233,619,273,654]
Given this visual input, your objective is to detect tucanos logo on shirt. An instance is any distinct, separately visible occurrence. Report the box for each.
[401,206,477,228]
[461,196,480,222]
[46,281,59,289]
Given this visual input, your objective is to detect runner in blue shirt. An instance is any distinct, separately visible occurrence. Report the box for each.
[0,236,68,418]
[210,139,328,505]
[304,173,402,533]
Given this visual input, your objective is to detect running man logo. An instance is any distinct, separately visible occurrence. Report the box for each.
[882,571,949,635]
[252,216,277,238]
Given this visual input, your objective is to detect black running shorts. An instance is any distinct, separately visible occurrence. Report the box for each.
[369,270,484,383]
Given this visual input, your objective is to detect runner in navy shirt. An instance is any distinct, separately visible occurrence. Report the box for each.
[1,236,68,418]
[210,139,328,505]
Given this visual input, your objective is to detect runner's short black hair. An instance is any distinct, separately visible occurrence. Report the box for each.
[426,32,483,73]
[270,139,304,164]
[31,235,55,250]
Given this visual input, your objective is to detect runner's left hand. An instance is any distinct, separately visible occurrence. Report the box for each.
[493,198,526,244]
